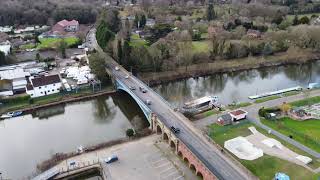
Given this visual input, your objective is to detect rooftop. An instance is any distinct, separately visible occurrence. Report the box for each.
[57,20,79,27]
[229,109,247,116]
[31,74,61,87]
[0,68,30,80]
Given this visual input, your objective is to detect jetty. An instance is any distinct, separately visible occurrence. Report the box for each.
[248,86,303,100]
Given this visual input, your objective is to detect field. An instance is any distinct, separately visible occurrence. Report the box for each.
[192,41,210,53]
[290,96,320,107]
[130,33,148,47]
[261,117,320,153]
[208,121,320,180]
[254,95,281,103]
[37,37,80,49]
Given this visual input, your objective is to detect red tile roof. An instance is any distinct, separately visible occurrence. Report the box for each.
[57,20,79,27]
[31,75,60,87]
[229,109,247,116]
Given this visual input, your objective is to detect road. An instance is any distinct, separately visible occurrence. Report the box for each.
[88,29,252,180]
[195,89,320,159]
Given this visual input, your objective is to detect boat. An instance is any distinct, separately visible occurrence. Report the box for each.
[0,111,23,119]
[181,96,219,115]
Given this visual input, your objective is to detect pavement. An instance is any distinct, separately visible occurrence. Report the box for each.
[55,135,196,180]
[194,89,320,158]
[88,28,252,180]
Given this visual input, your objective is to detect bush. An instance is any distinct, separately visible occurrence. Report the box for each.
[126,128,135,137]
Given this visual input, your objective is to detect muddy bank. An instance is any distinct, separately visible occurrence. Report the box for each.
[139,49,320,86]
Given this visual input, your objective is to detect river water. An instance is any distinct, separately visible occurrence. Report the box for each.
[154,61,320,106]
[0,92,148,179]
[1,61,319,179]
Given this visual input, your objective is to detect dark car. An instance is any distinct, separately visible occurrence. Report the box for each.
[105,155,119,164]
[139,87,147,93]
[171,126,180,134]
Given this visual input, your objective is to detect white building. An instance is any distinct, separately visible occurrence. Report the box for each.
[0,68,29,94]
[26,74,62,98]
[0,79,13,96]
[0,41,11,56]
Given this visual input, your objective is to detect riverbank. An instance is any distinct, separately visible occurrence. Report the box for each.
[139,49,320,86]
[0,87,116,114]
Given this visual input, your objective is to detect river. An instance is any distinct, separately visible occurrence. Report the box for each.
[1,61,319,179]
[154,61,320,107]
[0,92,149,179]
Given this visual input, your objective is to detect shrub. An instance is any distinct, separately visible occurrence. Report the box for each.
[0,94,30,104]
[126,128,135,137]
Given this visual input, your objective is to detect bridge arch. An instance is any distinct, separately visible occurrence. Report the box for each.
[115,80,152,121]
[156,125,162,135]
[190,164,196,173]
[170,140,176,150]
[177,151,183,158]
[196,171,204,179]
[183,157,189,164]
[163,133,169,142]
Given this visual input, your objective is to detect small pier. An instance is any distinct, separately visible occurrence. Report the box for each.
[248,86,303,100]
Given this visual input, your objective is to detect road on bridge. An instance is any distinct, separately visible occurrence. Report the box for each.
[88,28,252,180]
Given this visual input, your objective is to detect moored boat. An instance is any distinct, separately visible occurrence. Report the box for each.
[0,111,23,119]
[181,96,219,115]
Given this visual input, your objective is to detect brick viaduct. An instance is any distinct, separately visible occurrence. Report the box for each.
[151,114,217,180]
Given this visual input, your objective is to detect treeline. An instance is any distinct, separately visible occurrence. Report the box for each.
[0,0,101,26]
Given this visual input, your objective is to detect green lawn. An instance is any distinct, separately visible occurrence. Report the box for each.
[37,37,80,49]
[254,95,281,103]
[20,43,36,50]
[208,121,320,180]
[192,41,210,53]
[261,117,320,153]
[130,34,148,47]
[290,96,320,107]
[228,102,252,110]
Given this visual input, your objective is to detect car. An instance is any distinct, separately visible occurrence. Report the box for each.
[171,126,180,134]
[105,155,118,164]
[115,66,120,71]
[129,86,136,90]
[146,99,151,105]
[125,75,129,79]
[67,160,77,168]
[139,87,147,93]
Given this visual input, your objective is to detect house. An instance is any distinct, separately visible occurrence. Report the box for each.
[0,26,12,33]
[228,109,248,121]
[146,18,156,27]
[0,68,30,94]
[0,79,13,96]
[26,74,62,98]
[52,20,79,33]
[217,114,233,126]
[247,29,261,38]
[0,41,11,56]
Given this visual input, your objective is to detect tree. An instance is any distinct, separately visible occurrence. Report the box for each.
[293,15,299,25]
[299,16,310,24]
[96,21,115,49]
[122,40,132,69]
[279,102,291,115]
[36,53,41,62]
[58,40,67,58]
[134,14,140,28]
[262,43,273,56]
[126,128,135,137]
[117,40,123,64]
[207,0,215,21]
[98,8,120,33]
[140,14,147,28]
[0,51,5,65]
[89,52,109,83]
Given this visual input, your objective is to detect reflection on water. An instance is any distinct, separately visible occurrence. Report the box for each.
[0,92,148,179]
[154,61,320,106]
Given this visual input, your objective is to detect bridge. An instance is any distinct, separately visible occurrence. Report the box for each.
[84,27,254,180]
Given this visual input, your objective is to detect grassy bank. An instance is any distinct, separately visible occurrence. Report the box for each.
[290,96,320,107]
[208,121,320,179]
[37,37,80,49]
[254,95,281,103]
[0,86,114,114]
[261,117,320,153]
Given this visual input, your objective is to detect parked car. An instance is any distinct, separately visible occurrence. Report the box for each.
[115,66,120,71]
[171,126,180,134]
[129,86,136,90]
[125,75,129,79]
[105,155,118,164]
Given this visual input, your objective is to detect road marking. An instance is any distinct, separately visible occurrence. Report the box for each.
[161,169,179,178]
[174,175,184,180]
[152,158,167,166]
[154,161,171,169]
[159,165,174,173]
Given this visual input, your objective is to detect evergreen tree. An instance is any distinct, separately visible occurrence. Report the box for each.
[122,40,132,69]
[293,15,299,25]
[140,14,147,28]
[58,40,67,58]
[0,51,6,66]
[134,14,140,28]
[207,0,215,21]
[117,40,122,64]
[96,20,115,49]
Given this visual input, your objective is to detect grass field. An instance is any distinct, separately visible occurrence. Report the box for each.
[208,121,320,180]
[228,102,252,109]
[130,33,148,47]
[254,95,281,103]
[290,96,320,107]
[20,43,36,50]
[37,37,80,49]
[192,41,210,53]
[261,117,320,153]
